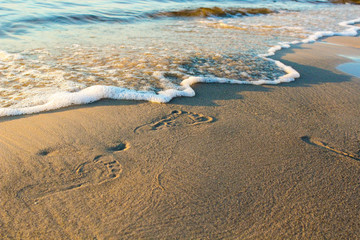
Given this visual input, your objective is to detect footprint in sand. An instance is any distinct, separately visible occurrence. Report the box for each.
[75,154,123,183]
[301,136,360,161]
[134,110,214,133]
[16,142,130,205]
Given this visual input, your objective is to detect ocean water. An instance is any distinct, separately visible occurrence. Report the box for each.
[0,0,359,116]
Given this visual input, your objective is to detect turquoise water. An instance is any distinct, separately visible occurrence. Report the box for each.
[337,56,360,78]
[0,0,359,116]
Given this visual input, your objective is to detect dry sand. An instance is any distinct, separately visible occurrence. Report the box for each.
[0,36,360,239]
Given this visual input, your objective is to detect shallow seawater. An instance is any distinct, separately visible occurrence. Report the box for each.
[337,56,360,78]
[0,0,359,116]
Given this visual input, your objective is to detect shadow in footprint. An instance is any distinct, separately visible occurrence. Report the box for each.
[301,136,360,161]
[37,149,51,156]
[107,142,130,152]
[134,110,214,133]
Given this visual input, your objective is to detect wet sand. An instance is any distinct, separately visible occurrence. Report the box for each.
[0,36,359,239]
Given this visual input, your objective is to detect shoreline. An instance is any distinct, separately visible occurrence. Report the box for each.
[1,35,360,238]
[1,33,359,123]
[1,19,359,118]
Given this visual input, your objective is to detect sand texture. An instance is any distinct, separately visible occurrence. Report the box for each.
[0,36,360,239]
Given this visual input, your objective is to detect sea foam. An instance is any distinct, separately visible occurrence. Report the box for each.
[0,12,359,117]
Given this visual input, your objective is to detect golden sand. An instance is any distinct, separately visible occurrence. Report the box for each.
[0,36,359,239]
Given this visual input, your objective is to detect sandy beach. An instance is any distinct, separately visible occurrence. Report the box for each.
[0,35,360,239]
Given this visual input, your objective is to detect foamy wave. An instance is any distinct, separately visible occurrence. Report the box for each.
[0,67,298,117]
[0,50,299,117]
[0,16,359,117]
[260,17,360,58]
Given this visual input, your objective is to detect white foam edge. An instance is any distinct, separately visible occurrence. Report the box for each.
[1,17,359,117]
